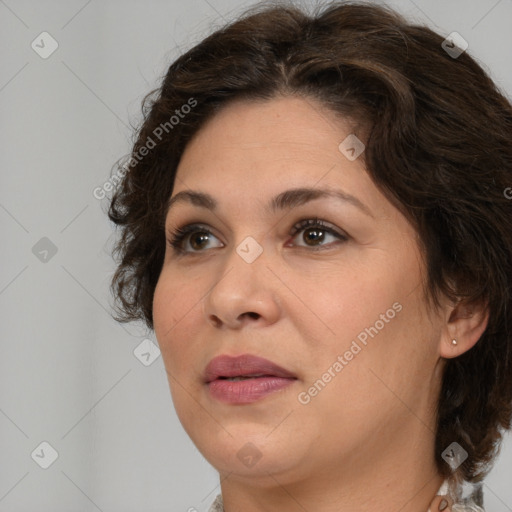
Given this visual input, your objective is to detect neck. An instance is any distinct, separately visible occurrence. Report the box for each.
[218,425,444,512]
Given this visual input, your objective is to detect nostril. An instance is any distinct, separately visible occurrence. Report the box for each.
[208,312,260,328]
[209,315,222,328]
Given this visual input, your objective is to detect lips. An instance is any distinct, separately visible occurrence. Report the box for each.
[204,354,298,404]
[204,354,297,383]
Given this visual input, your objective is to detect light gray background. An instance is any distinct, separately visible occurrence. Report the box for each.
[1,0,511,511]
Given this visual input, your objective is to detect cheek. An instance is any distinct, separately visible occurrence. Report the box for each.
[288,261,407,348]
[298,240,428,371]
[153,272,207,426]
[153,270,204,363]
[316,269,434,408]
[294,288,432,447]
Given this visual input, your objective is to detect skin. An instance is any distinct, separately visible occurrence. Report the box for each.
[152,95,488,512]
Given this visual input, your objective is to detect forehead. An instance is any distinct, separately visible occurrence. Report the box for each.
[181,95,356,157]
[174,95,374,197]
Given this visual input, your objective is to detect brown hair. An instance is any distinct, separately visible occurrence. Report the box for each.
[108,0,512,484]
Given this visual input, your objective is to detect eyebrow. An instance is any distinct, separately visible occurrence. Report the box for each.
[165,187,374,218]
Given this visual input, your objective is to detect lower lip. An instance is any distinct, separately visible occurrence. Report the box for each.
[207,377,296,404]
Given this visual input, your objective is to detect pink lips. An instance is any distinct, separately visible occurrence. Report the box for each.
[204,354,297,404]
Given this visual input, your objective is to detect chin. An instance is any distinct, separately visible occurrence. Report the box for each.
[191,425,308,481]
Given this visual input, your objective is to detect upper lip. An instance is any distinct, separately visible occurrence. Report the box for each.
[204,354,297,383]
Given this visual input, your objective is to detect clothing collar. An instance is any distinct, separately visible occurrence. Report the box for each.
[207,479,485,512]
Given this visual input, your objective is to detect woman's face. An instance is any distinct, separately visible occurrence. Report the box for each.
[153,95,445,486]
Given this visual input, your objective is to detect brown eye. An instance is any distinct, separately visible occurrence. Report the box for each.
[167,224,223,253]
[290,219,348,249]
[189,231,211,250]
[302,227,327,246]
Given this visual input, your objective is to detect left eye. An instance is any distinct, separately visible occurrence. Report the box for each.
[288,218,348,249]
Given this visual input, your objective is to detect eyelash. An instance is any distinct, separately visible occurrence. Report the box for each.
[166,218,348,255]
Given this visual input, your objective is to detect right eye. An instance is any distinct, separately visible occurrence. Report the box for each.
[166,224,224,254]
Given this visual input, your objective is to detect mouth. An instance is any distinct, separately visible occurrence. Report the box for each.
[204,354,297,383]
[204,354,298,404]
[217,374,270,382]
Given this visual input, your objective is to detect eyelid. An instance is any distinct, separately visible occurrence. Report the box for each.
[289,218,348,239]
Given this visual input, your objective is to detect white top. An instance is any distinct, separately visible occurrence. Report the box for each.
[208,479,485,511]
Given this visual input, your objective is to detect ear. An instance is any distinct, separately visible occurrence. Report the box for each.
[439,299,489,359]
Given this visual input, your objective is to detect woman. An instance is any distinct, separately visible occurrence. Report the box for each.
[107,2,512,511]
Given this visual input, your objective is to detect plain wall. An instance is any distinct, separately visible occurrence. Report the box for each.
[1,0,511,510]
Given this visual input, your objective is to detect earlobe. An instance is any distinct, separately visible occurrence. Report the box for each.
[439,300,489,359]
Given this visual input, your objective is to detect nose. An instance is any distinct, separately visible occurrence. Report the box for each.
[202,242,281,329]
